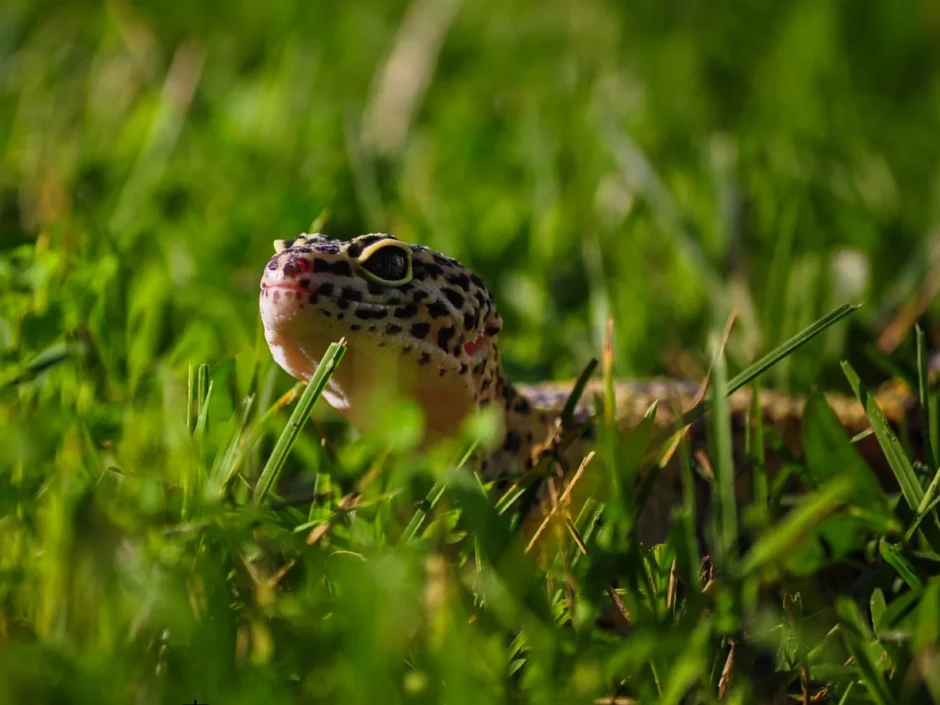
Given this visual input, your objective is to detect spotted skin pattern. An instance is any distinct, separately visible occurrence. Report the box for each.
[260,233,917,542]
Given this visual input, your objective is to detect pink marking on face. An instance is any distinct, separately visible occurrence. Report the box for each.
[463,335,485,356]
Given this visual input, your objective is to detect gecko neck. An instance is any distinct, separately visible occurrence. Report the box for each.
[475,347,575,481]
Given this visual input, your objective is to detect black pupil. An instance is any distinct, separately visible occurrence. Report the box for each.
[363,248,407,281]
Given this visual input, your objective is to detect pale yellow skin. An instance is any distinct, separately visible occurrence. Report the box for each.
[260,233,915,542]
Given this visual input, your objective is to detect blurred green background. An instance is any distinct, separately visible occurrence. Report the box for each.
[3,0,940,702]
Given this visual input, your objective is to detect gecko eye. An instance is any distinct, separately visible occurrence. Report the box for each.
[357,240,412,286]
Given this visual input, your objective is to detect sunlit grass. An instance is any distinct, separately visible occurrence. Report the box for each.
[3,0,940,703]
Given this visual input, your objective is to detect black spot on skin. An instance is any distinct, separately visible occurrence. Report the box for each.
[412,291,429,302]
[403,346,413,354]
[282,260,300,277]
[474,292,486,308]
[418,352,432,366]
[437,326,456,352]
[469,273,484,288]
[459,363,468,375]
[411,264,427,281]
[410,322,430,339]
[513,398,531,414]
[346,241,364,258]
[433,253,450,266]
[318,282,334,296]
[354,308,388,320]
[342,286,363,302]
[443,288,464,308]
[386,324,403,335]
[357,234,386,247]
[423,262,443,279]
[337,313,344,320]
[350,324,360,331]
[387,297,401,307]
[394,303,419,318]
[337,298,349,310]
[439,368,447,377]
[366,280,385,296]
[369,326,376,333]
[481,377,492,392]
[299,278,310,289]
[446,272,471,291]
[313,258,353,277]
[321,309,331,317]
[280,238,296,249]
[484,324,501,336]
[308,293,319,305]
[503,432,520,454]
[426,300,449,318]
[463,312,475,331]
[472,361,486,376]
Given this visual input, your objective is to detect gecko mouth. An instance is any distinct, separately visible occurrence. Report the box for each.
[260,282,309,295]
[259,282,402,333]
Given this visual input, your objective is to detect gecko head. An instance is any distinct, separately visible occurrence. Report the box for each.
[259,233,505,438]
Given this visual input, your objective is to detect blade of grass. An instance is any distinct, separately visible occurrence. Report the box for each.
[727,304,861,392]
[749,380,768,522]
[915,325,937,469]
[187,362,196,434]
[709,334,736,566]
[842,361,940,548]
[650,304,862,450]
[398,434,479,547]
[561,357,599,428]
[197,362,210,435]
[737,476,854,578]
[218,383,302,498]
[253,340,346,504]
[205,395,255,500]
[836,598,897,705]
[878,540,923,590]
[907,493,940,543]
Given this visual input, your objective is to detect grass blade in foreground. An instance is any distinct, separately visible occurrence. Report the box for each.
[842,361,940,548]
[836,599,897,705]
[709,335,736,565]
[651,303,861,448]
[737,476,853,578]
[727,304,861,392]
[916,324,938,469]
[253,339,347,504]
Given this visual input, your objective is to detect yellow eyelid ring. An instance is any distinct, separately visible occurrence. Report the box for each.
[356,239,413,286]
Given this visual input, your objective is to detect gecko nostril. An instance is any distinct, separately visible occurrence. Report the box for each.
[281,255,312,278]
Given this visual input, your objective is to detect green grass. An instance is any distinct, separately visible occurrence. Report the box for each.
[3,0,940,702]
